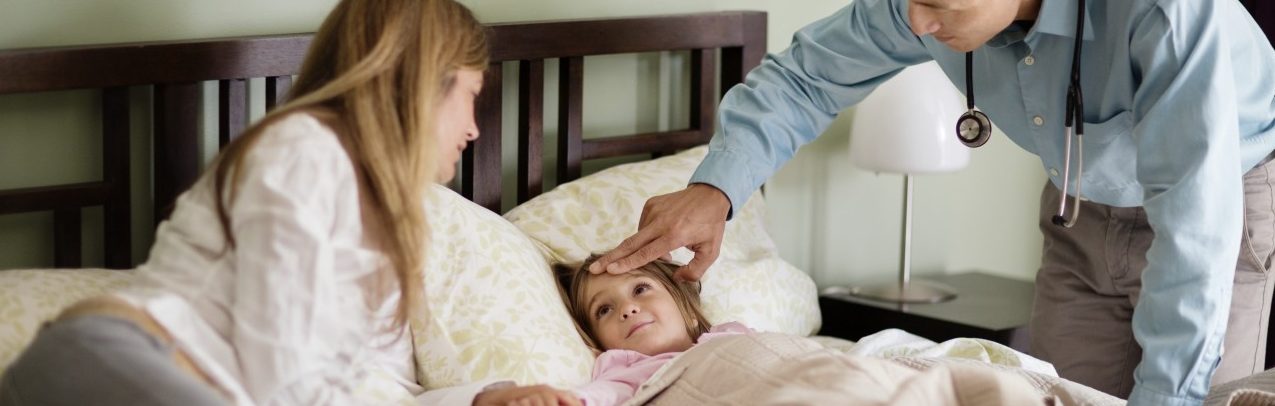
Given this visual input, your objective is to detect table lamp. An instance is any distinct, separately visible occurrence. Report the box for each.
[841,61,969,303]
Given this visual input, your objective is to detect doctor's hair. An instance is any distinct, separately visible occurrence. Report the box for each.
[210,0,488,326]
[558,254,713,353]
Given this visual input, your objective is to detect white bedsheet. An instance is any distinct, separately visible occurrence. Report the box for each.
[835,328,1057,377]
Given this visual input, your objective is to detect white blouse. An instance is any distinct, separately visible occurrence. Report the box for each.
[114,113,421,405]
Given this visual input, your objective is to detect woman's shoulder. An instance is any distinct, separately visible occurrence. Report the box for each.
[252,111,344,154]
[239,111,353,173]
[228,111,360,203]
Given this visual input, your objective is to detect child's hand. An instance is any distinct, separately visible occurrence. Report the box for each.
[473,384,582,406]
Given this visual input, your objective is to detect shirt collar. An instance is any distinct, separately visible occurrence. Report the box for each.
[986,0,1094,48]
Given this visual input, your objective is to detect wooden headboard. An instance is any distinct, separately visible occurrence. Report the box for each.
[0,11,767,269]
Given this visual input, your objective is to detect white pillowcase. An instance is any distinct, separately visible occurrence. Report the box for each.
[412,185,594,389]
[503,146,822,335]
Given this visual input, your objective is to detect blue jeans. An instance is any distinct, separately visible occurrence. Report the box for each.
[0,315,224,406]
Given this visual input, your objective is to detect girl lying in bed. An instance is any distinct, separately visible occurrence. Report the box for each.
[474,255,746,406]
[562,255,751,405]
[473,255,1101,406]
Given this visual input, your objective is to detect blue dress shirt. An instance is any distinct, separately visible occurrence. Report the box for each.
[689,0,1275,404]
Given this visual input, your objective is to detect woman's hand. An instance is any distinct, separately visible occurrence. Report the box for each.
[474,384,582,406]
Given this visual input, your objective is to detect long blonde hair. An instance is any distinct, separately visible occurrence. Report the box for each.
[213,0,488,325]
[560,255,713,353]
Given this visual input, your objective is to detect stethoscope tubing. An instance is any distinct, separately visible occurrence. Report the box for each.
[959,0,1088,228]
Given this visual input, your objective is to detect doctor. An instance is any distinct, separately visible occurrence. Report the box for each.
[589,0,1275,404]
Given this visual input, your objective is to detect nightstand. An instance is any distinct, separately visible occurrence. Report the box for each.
[818,272,1035,352]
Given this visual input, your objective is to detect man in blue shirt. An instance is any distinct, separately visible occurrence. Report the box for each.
[589,0,1275,404]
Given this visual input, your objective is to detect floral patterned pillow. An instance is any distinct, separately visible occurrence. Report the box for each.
[503,146,822,335]
[412,185,595,389]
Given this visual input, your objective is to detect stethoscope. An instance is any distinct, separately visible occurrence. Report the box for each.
[955,0,1087,228]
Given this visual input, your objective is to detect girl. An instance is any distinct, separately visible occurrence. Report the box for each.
[489,257,1056,406]
[565,255,753,406]
[474,255,752,406]
[0,0,486,404]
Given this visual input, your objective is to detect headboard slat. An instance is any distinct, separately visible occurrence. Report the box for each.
[0,183,110,214]
[690,49,717,137]
[582,130,711,161]
[719,13,767,99]
[556,56,584,183]
[463,63,505,212]
[102,87,132,268]
[266,75,292,110]
[0,35,312,94]
[218,79,249,147]
[153,82,202,224]
[488,12,756,61]
[517,60,545,204]
[53,208,82,267]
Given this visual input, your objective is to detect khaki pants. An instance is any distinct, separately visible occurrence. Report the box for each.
[1030,157,1275,398]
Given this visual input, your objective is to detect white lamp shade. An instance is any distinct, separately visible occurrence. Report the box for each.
[849,61,970,174]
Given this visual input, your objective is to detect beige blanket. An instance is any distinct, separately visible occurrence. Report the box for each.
[623,332,1120,406]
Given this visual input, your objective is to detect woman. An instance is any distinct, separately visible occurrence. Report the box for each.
[0,0,486,404]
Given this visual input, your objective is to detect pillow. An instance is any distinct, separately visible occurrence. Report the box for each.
[0,268,134,372]
[412,185,594,389]
[503,146,822,335]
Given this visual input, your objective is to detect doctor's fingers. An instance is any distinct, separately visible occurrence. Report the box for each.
[674,233,724,282]
[600,233,682,275]
[590,226,656,274]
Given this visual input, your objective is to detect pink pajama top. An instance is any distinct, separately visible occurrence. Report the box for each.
[572,322,752,406]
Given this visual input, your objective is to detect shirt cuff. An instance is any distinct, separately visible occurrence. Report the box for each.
[689,149,761,220]
[415,379,513,406]
[1127,385,1202,406]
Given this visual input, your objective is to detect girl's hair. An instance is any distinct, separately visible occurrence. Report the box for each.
[561,254,713,352]
[212,0,488,325]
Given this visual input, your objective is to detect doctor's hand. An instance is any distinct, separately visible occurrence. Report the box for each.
[589,183,731,281]
[473,384,581,406]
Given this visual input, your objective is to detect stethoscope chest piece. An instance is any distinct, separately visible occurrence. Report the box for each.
[957,51,993,148]
[956,109,991,148]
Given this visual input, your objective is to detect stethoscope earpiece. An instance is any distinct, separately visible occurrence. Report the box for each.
[956,110,992,148]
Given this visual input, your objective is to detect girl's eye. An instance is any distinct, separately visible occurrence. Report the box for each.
[634,283,651,295]
[595,305,611,320]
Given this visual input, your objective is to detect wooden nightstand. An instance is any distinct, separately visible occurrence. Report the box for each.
[818,272,1035,352]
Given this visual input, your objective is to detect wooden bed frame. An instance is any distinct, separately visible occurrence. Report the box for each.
[0,11,768,270]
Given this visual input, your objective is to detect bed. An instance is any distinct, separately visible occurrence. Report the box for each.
[0,8,1273,406]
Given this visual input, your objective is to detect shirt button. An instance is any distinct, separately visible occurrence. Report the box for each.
[1033,116,1045,126]
[1024,55,1035,66]
[1049,168,1059,177]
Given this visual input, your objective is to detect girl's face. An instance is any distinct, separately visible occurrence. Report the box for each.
[583,272,694,355]
[907,0,1022,52]
[433,68,483,182]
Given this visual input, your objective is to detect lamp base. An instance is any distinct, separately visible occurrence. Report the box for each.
[828,280,958,304]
